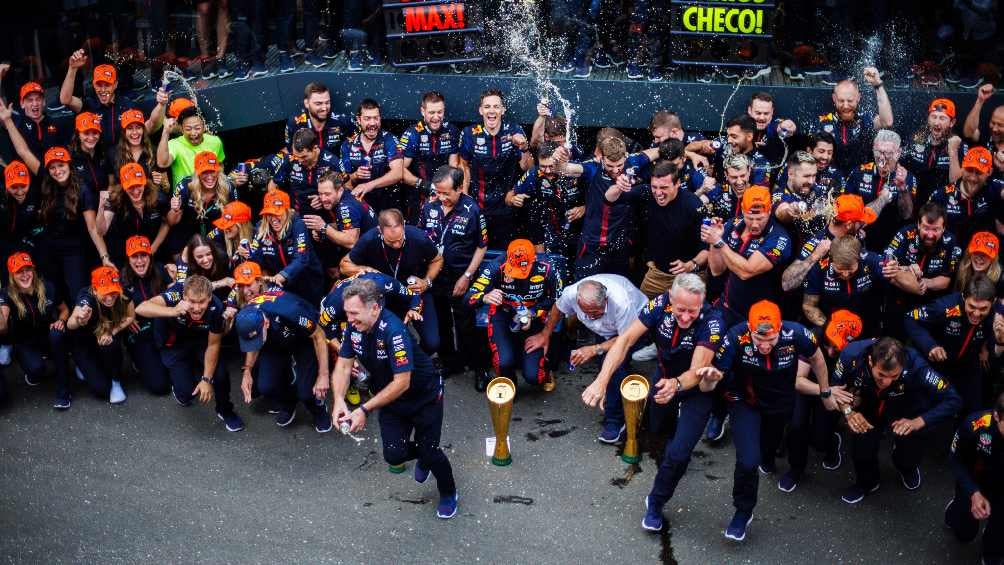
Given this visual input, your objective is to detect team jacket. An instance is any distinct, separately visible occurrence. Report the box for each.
[153,282,226,348]
[637,295,724,385]
[249,216,323,298]
[284,111,357,153]
[813,110,876,174]
[458,122,526,216]
[245,290,319,349]
[319,272,421,340]
[949,410,1004,497]
[903,292,993,366]
[465,258,562,322]
[271,150,342,212]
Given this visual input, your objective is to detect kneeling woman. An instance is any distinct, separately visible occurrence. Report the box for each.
[65,266,134,408]
[0,253,69,407]
[120,236,171,395]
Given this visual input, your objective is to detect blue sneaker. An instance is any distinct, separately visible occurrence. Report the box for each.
[171,386,193,407]
[822,432,842,470]
[648,67,664,82]
[593,51,614,68]
[216,60,234,80]
[275,408,295,428]
[217,410,246,432]
[250,63,268,78]
[572,61,591,79]
[313,408,333,434]
[368,51,384,67]
[347,51,363,72]
[642,496,664,532]
[24,372,40,387]
[841,483,879,504]
[200,59,218,80]
[778,471,799,493]
[899,467,922,490]
[278,51,295,73]
[556,58,574,73]
[53,391,72,410]
[704,414,728,442]
[232,66,251,82]
[597,423,626,444]
[436,493,459,519]
[414,462,430,484]
[626,63,644,80]
[724,510,753,542]
[306,51,326,68]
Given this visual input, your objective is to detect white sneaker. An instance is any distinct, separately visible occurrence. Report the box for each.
[109,380,127,404]
[632,343,658,362]
[0,344,11,366]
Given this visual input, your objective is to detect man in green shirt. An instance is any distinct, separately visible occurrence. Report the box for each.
[157,105,226,187]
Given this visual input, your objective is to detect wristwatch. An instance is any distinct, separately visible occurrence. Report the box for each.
[712,240,725,249]
[842,406,853,416]
[200,375,213,384]
[425,277,433,288]
[594,344,605,356]
[463,271,474,280]
[819,387,832,399]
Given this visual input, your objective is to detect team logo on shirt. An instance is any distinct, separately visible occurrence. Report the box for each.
[973,413,992,431]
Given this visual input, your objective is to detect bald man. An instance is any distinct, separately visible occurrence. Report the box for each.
[812,67,894,175]
[963,84,1004,153]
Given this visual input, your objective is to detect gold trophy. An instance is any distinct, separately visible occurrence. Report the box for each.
[486,377,516,466]
[620,374,650,464]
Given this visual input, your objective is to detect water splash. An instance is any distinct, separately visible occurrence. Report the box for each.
[162,67,224,133]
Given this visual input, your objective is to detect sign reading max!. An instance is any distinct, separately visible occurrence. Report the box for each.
[670,0,775,67]
[384,0,484,67]
[403,2,466,33]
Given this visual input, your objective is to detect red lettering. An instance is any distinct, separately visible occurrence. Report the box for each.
[404,4,467,33]
[404,7,431,33]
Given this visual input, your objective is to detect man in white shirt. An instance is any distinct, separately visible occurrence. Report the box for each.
[531,274,648,443]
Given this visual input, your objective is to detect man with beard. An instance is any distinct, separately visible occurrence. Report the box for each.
[928,147,995,245]
[904,99,966,204]
[458,89,533,248]
[781,194,875,292]
[508,142,584,262]
[963,84,1004,154]
[269,129,342,213]
[774,133,846,195]
[284,82,357,154]
[699,153,754,223]
[687,115,771,187]
[845,130,917,252]
[342,99,405,214]
[746,92,797,167]
[773,151,831,244]
[812,67,894,174]
[301,172,376,280]
[0,66,72,162]
[398,92,460,222]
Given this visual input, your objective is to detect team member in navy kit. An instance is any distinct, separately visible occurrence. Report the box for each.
[811,68,893,174]
[0,161,40,269]
[843,130,917,252]
[398,91,460,222]
[235,289,332,432]
[419,165,489,378]
[945,393,1004,565]
[831,337,961,504]
[687,114,772,186]
[319,271,423,344]
[300,171,376,279]
[284,82,357,153]
[331,278,458,519]
[509,142,585,264]
[249,189,324,305]
[341,99,404,214]
[0,252,68,405]
[458,89,533,248]
[269,128,342,213]
[0,81,72,163]
[341,209,442,355]
[465,239,562,390]
[927,146,994,246]
[119,236,171,396]
[903,275,996,417]
[135,274,245,432]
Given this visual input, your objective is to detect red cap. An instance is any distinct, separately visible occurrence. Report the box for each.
[748,300,781,335]
[502,239,536,280]
[963,147,993,175]
[119,163,147,190]
[968,231,999,259]
[233,261,263,286]
[213,201,252,230]
[833,194,877,225]
[194,151,220,176]
[825,310,863,351]
[4,161,30,189]
[19,82,44,102]
[6,252,33,274]
[120,108,145,130]
[260,190,291,216]
[93,64,117,85]
[125,235,152,257]
[928,98,956,120]
[43,147,71,168]
[741,186,772,213]
[75,112,102,134]
[91,266,123,296]
[168,98,195,119]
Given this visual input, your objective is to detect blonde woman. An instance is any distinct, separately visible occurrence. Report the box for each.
[956,231,1003,294]
[208,200,253,269]
[166,150,236,256]
[0,252,68,406]
[248,190,323,303]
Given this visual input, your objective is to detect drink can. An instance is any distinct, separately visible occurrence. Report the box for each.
[702,217,712,227]
[710,140,722,150]
[239,238,250,251]
[235,162,247,175]
[339,421,351,435]
[407,275,419,286]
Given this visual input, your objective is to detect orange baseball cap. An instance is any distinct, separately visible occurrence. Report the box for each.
[741,186,772,213]
[502,239,536,280]
[213,201,252,230]
[233,261,263,286]
[168,98,196,119]
[43,147,71,168]
[75,112,102,134]
[194,151,220,176]
[6,251,33,274]
[4,161,30,189]
[748,300,781,335]
[833,194,877,224]
[91,266,123,296]
[824,309,863,351]
[120,108,145,130]
[93,64,117,85]
[119,163,147,190]
[928,98,956,120]
[260,190,291,216]
[962,147,993,174]
[968,231,999,259]
[125,235,152,257]
[19,82,44,102]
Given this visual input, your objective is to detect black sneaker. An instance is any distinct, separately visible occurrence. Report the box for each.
[24,372,40,387]
[171,386,193,407]
[777,471,799,492]
[216,60,234,80]
[822,432,842,470]
[275,408,295,427]
[217,410,246,432]
[841,483,879,504]
[704,413,728,442]
[53,391,72,410]
[899,467,922,490]
[313,409,333,433]
[278,51,295,73]
[475,369,491,392]
[696,68,716,84]
[757,463,776,476]
[593,51,614,68]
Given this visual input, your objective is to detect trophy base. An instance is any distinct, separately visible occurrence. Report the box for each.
[491,456,512,466]
[620,454,641,464]
[388,464,407,474]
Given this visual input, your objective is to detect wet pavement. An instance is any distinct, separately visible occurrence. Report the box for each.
[0,360,982,564]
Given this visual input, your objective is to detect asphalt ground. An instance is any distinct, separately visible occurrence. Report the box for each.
[0,356,984,564]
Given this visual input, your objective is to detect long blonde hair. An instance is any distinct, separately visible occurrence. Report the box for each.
[223,222,254,259]
[256,209,294,242]
[185,172,231,219]
[91,289,131,337]
[6,267,47,319]
[956,250,1002,291]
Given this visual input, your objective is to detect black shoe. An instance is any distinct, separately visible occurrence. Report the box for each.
[475,369,492,392]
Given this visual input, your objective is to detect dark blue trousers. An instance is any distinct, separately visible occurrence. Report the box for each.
[946,482,1003,560]
[70,332,120,398]
[379,391,456,496]
[488,313,547,386]
[160,343,233,414]
[126,334,170,395]
[256,339,325,415]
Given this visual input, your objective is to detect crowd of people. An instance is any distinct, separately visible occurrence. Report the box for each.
[0,47,1003,561]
